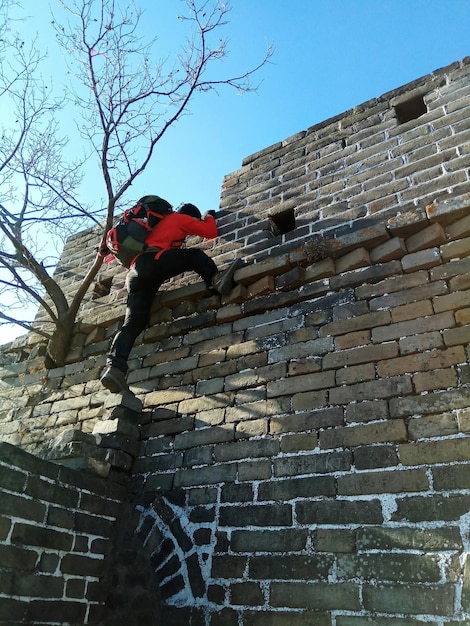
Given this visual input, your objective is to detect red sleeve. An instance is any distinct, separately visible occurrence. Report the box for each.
[185,215,218,239]
[145,212,218,249]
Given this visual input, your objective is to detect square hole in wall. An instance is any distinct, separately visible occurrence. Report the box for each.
[268,208,296,236]
[93,276,113,299]
[394,94,427,124]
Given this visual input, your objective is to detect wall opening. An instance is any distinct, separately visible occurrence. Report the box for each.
[394,94,427,124]
[268,208,296,237]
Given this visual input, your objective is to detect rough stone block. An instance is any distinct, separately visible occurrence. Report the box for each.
[320,420,407,450]
[335,247,371,273]
[0,543,39,571]
[174,463,237,488]
[11,522,73,552]
[220,503,292,528]
[399,437,470,466]
[246,275,275,299]
[236,255,291,284]
[401,247,442,272]
[93,418,139,439]
[426,193,470,224]
[325,223,390,258]
[275,266,306,291]
[405,222,447,252]
[363,583,454,615]
[370,236,407,263]
[441,236,470,261]
[446,211,470,240]
[270,581,361,611]
[230,582,264,606]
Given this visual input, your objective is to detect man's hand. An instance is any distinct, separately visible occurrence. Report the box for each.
[205,210,217,218]
[98,242,110,257]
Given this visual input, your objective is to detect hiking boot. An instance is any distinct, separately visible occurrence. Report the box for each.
[211,258,244,295]
[100,366,129,393]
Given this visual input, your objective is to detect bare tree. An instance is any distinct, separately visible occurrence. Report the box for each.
[0,0,272,366]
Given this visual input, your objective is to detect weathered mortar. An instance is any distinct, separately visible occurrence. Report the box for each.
[1,58,470,624]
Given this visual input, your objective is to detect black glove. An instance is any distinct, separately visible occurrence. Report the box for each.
[206,210,217,218]
[98,242,110,257]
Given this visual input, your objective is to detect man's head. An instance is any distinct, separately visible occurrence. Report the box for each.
[178,203,201,220]
[138,195,173,213]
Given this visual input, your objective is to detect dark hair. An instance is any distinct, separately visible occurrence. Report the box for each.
[138,195,173,213]
[178,203,201,219]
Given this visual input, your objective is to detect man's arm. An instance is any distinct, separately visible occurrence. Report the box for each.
[185,213,218,239]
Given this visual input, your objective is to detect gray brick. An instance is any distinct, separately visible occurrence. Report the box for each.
[230,582,264,606]
[231,529,307,553]
[175,463,237,488]
[323,342,398,369]
[226,398,289,422]
[0,491,46,522]
[225,363,287,391]
[329,375,413,405]
[296,499,383,525]
[358,525,462,551]
[271,407,343,434]
[346,400,389,424]
[355,271,431,300]
[0,597,28,622]
[174,424,234,450]
[0,543,39,571]
[271,581,361,611]
[274,450,352,477]
[26,599,87,624]
[363,583,454,615]
[353,445,399,470]
[244,610,331,626]
[249,554,332,580]
[267,371,335,397]
[337,468,428,496]
[258,476,336,501]
[369,280,448,311]
[215,438,279,462]
[268,337,333,363]
[337,553,441,582]
[393,494,470,522]
[219,504,292,527]
[391,389,470,418]
[0,465,27,492]
[319,310,391,337]
[314,529,356,553]
[11,522,73,552]
[320,420,407,450]
[12,572,64,598]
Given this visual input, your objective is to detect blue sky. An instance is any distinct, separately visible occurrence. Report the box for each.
[143,0,470,211]
[16,0,470,212]
[1,0,469,345]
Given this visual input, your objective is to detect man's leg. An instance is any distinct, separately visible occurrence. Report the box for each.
[101,256,159,392]
[107,288,155,371]
[156,248,218,286]
[156,248,243,294]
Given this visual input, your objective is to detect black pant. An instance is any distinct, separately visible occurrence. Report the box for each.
[107,248,218,372]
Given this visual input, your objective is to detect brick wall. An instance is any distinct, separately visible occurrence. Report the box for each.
[0,58,470,624]
[0,442,125,624]
[126,194,470,625]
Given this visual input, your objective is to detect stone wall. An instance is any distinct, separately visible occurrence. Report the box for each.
[0,442,124,624]
[1,58,470,624]
[127,194,470,625]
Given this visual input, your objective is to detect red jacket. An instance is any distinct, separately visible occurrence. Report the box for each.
[144,213,217,259]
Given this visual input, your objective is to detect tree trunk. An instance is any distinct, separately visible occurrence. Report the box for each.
[45,254,104,368]
[45,313,76,368]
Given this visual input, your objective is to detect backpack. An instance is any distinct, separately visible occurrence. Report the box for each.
[101,195,173,268]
